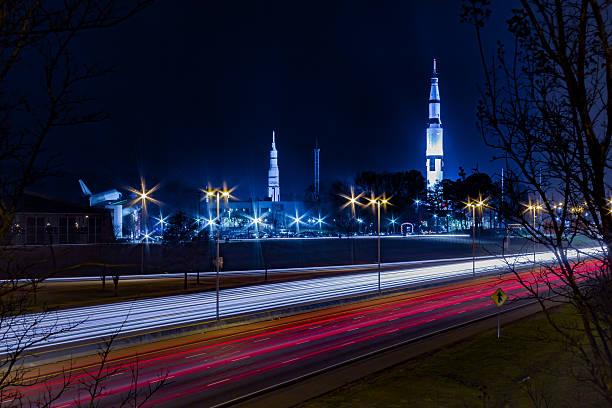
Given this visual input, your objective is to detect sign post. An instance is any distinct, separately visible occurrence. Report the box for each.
[490,288,508,339]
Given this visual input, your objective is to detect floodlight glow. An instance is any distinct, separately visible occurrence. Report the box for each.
[125,176,162,214]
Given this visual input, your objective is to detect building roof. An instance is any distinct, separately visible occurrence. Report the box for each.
[15,191,110,215]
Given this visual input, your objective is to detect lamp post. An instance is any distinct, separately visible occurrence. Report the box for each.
[414,198,422,234]
[524,201,542,264]
[126,178,160,275]
[368,196,389,294]
[466,197,485,277]
[389,216,397,235]
[342,191,389,293]
[203,187,232,321]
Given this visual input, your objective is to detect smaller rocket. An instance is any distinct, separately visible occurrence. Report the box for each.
[268,131,280,201]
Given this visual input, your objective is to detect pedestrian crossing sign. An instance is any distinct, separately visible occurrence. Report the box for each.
[491,288,507,307]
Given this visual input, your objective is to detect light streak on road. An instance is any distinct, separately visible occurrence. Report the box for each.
[11,259,601,407]
[0,248,600,354]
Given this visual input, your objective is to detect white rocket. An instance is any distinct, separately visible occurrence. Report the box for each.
[268,130,280,201]
[426,58,443,190]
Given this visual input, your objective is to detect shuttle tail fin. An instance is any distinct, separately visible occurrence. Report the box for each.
[78,179,92,196]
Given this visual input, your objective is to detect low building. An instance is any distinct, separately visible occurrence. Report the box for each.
[7,192,115,245]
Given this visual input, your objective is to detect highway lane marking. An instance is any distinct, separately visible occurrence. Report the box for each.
[230,356,250,362]
[209,378,230,387]
[150,375,174,383]
[186,352,207,359]
[281,357,300,364]
[296,339,309,344]
[253,337,270,343]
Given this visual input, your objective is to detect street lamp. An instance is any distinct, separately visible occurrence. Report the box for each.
[289,210,304,235]
[126,177,161,274]
[340,187,365,235]
[465,196,486,277]
[414,198,422,234]
[342,192,390,293]
[201,186,234,320]
[368,195,389,294]
[153,211,168,237]
[389,216,397,234]
[523,200,542,263]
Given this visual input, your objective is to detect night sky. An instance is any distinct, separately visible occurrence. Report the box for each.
[40,0,515,210]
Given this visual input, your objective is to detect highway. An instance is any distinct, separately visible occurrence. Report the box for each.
[9,257,600,408]
[0,248,596,354]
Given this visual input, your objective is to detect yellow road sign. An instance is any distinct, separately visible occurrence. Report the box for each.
[491,288,508,307]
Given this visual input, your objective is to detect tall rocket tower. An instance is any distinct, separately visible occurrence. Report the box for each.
[426,58,443,191]
[268,130,280,201]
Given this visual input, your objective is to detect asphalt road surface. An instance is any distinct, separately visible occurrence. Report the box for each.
[1,248,593,353]
[7,256,600,408]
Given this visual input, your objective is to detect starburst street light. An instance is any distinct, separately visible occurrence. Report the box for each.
[522,199,543,263]
[389,216,398,234]
[200,184,236,321]
[315,214,325,233]
[153,211,169,236]
[339,186,365,217]
[126,176,162,274]
[126,177,162,217]
[364,194,391,294]
[464,195,489,277]
[289,210,305,234]
[414,198,423,234]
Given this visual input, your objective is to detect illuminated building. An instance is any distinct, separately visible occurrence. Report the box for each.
[426,58,443,191]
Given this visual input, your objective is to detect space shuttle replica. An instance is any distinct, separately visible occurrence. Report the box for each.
[425,58,443,191]
[268,130,280,201]
[78,179,125,238]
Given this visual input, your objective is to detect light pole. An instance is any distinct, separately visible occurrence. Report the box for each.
[368,196,389,294]
[414,198,422,234]
[203,187,232,320]
[342,191,389,293]
[389,216,397,235]
[126,178,160,275]
[524,201,542,264]
[291,210,302,235]
[466,197,484,277]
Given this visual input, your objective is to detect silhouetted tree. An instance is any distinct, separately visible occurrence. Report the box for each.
[0,1,154,404]
[162,212,198,244]
[462,0,612,403]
